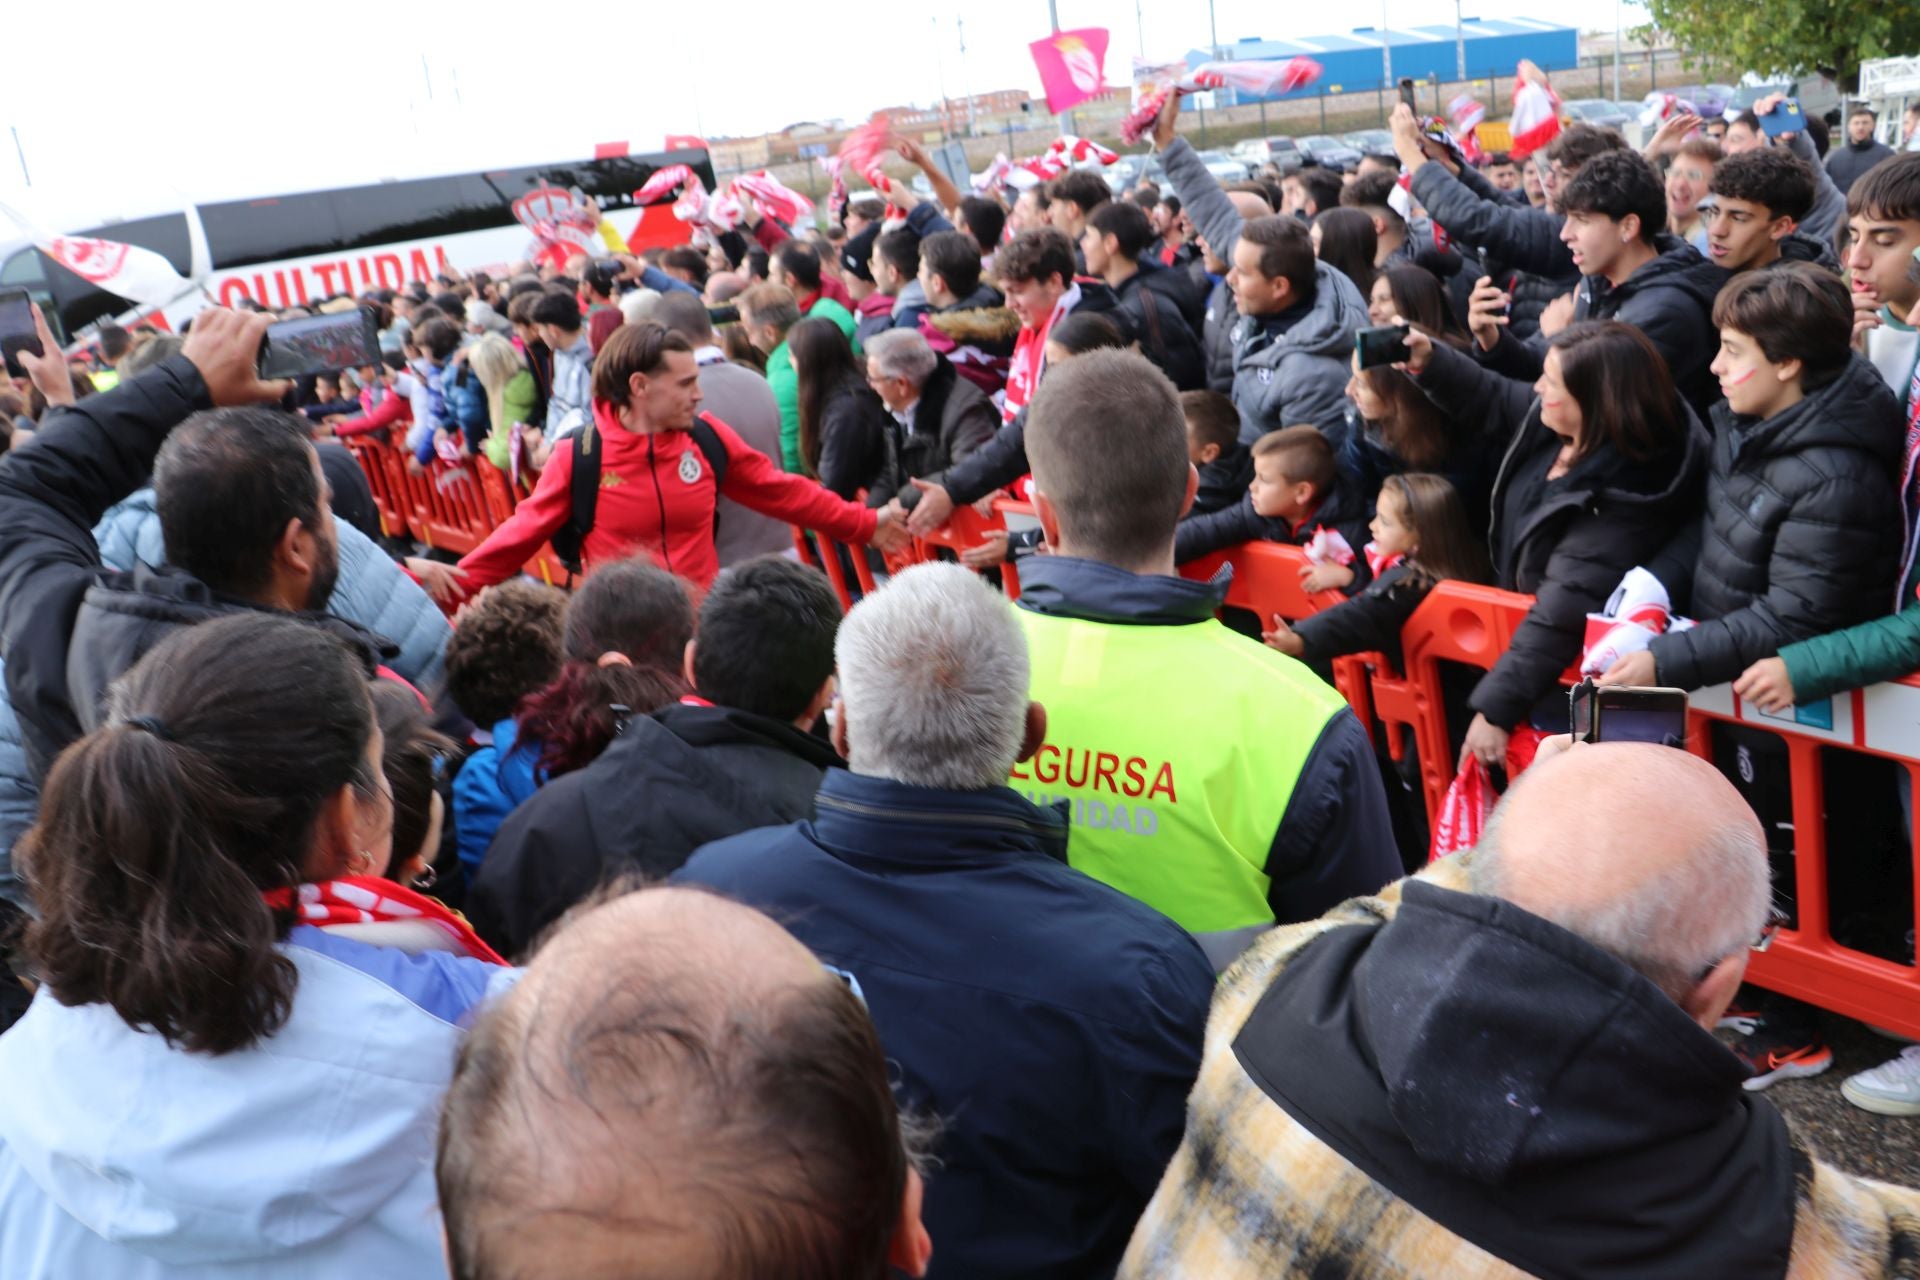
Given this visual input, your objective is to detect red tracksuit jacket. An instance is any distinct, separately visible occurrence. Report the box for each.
[458,402,877,589]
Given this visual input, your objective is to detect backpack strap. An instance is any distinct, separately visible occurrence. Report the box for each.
[691,413,730,493]
[554,422,601,577]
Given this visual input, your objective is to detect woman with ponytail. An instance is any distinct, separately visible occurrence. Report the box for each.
[0,613,512,1279]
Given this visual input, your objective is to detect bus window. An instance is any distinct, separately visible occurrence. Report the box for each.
[200,191,344,271]
[332,175,494,252]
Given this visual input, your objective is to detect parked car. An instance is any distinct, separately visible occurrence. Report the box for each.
[1105,154,1166,193]
[1726,72,1843,123]
[1340,128,1395,157]
[1564,98,1636,131]
[1297,134,1363,171]
[1230,136,1305,174]
[1194,150,1251,184]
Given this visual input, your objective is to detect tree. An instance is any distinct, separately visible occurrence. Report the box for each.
[1641,0,1920,91]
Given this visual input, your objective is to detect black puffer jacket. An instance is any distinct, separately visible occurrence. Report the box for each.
[469,701,841,957]
[1414,342,1709,729]
[1647,355,1904,692]
[1409,160,1578,339]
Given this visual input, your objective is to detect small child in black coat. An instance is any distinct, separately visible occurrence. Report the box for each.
[1263,473,1491,667]
[1175,424,1377,592]
[1180,389,1249,516]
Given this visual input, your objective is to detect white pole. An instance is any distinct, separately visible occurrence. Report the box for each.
[1455,0,1466,83]
[1381,0,1394,93]
[1613,0,1623,101]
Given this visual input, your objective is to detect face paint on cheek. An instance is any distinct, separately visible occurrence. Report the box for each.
[1722,366,1758,387]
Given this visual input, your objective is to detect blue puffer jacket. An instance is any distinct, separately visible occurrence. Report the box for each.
[0,495,451,909]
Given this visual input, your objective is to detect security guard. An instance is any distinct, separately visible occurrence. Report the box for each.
[1011,349,1399,969]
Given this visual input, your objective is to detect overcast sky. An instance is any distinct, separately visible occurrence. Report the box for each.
[1,0,1647,228]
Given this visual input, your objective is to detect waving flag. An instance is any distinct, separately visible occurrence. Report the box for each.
[1508,59,1562,160]
[1186,57,1322,98]
[0,200,199,310]
[732,173,814,227]
[838,114,894,178]
[1030,27,1110,114]
[1048,135,1119,167]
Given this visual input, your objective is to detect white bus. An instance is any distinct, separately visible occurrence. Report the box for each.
[0,147,715,343]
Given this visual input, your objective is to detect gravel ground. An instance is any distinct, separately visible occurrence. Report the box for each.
[1739,1013,1920,1186]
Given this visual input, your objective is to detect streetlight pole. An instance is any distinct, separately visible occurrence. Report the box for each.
[1455,0,1466,83]
[1380,0,1394,94]
[1613,0,1623,101]
[1208,0,1220,59]
[1047,0,1076,137]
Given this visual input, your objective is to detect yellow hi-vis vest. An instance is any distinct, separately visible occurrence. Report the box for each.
[1013,607,1350,967]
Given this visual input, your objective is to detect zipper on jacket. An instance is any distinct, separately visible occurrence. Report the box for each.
[648,435,671,573]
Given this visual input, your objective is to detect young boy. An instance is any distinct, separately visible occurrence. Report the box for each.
[1181,389,1248,515]
[1174,425,1374,592]
[445,580,568,876]
[1602,264,1903,696]
[1704,148,1822,273]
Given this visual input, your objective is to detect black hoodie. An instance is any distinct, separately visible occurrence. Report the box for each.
[1174,468,1377,592]
[1480,235,1729,421]
[1233,879,1798,1279]
[1648,353,1904,691]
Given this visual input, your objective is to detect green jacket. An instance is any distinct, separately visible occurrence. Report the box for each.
[481,370,539,471]
[805,294,860,347]
[1779,539,1920,705]
[767,338,800,472]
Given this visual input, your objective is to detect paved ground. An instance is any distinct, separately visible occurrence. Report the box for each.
[1745,1013,1920,1186]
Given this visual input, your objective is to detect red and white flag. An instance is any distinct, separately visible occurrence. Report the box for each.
[1030,28,1110,114]
[0,199,199,309]
[732,172,814,227]
[1048,135,1119,166]
[1185,57,1322,97]
[1507,59,1562,160]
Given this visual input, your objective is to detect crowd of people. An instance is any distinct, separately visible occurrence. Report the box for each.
[2,83,1920,1278]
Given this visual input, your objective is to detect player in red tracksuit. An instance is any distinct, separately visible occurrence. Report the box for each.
[457,322,905,591]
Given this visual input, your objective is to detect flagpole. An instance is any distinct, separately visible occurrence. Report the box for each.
[9,127,26,188]
[1047,0,1077,137]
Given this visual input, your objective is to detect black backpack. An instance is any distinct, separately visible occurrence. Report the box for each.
[551,414,730,577]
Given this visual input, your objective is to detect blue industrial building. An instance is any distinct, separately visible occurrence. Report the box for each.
[1186,18,1580,102]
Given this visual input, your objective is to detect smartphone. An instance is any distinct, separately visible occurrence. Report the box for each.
[0,288,43,379]
[1759,98,1805,137]
[1355,324,1411,369]
[256,308,381,380]
[1569,677,1689,747]
[1398,77,1418,112]
[707,304,741,326]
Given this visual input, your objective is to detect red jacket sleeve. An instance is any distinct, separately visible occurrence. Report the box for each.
[711,418,877,544]
[457,439,576,589]
[333,390,409,437]
[751,218,790,252]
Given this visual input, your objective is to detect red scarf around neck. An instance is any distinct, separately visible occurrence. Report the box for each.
[265,876,506,965]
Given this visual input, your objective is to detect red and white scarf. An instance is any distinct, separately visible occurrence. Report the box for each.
[1366,542,1406,580]
[1003,282,1080,424]
[265,876,507,965]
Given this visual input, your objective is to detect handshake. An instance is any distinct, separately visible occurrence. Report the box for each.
[874,478,1017,568]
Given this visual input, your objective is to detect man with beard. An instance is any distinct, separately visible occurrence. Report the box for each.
[0,305,352,783]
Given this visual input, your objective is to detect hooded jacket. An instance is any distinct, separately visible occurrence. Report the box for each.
[468,700,841,957]
[1161,137,1369,439]
[1114,267,1207,392]
[1119,860,1920,1279]
[455,405,877,591]
[922,296,1017,398]
[1409,159,1579,338]
[1413,341,1709,728]
[674,769,1213,1280]
[0,928,514,1280]
[1647,355,1904,692]
[1202,275,1237,395]
[1481,235,1727,423]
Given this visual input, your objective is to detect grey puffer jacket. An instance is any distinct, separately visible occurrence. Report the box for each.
[1162,137,1368,441]
[1647,355,1904,692]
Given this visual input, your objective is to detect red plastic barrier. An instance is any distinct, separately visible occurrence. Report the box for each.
[340,434,412,541]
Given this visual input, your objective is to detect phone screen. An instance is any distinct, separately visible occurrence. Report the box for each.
[257,310,378,380]
[1355,325,1411,369]
[1569,680,1688,747]
[0,289,42,380]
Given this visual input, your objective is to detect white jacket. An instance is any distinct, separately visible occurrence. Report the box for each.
[0,928,515,1278]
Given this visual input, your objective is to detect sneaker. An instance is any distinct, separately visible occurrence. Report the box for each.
[1724,1022,1834,1091]
[1841,1046,1920,1116]
[1718,1004,1763,1034]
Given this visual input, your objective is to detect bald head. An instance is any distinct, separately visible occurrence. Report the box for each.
[1469,744,1769,1008]
[438,888,914,1280]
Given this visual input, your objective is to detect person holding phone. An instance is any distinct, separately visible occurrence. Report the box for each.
[1725,92,1849,246]
[1397,319,1708,770]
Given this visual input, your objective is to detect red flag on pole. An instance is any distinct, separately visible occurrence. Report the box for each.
[1029,27,1110,114]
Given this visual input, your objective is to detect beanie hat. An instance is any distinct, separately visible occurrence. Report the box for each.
[841,224,880,284]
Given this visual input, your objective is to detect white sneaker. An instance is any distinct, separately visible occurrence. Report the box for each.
[1840,1046,1920,1116]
